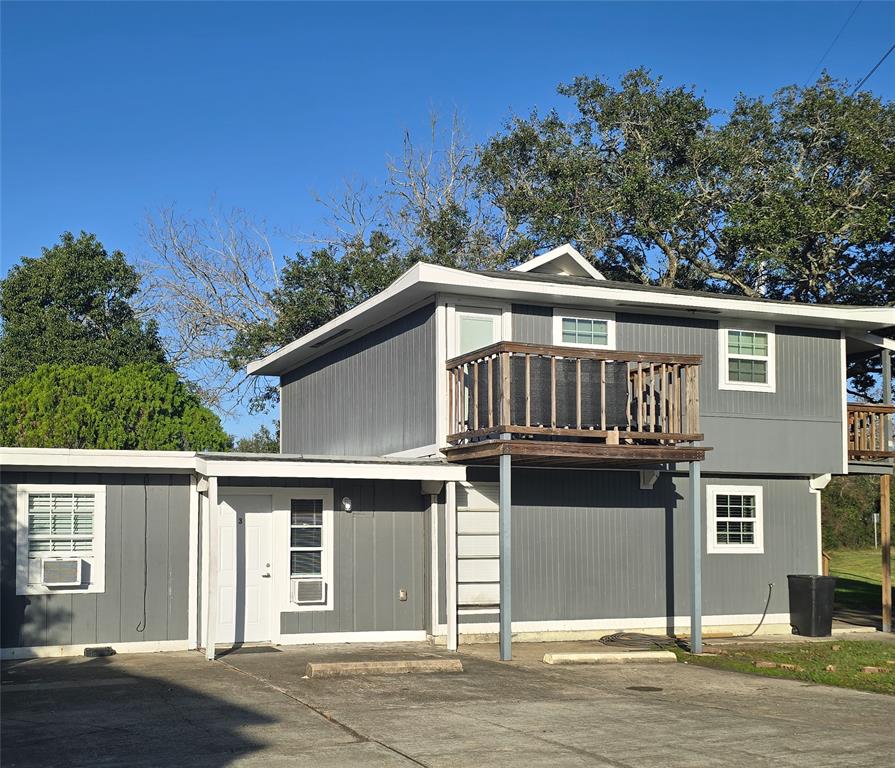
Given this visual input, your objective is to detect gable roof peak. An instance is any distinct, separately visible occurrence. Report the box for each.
[512,244,605,281]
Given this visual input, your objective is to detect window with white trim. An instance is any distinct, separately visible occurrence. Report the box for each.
[719,325,775,392]
[553,309,616,349]
[290,498,324,578]
[707,485,764,554]
[16,485,106,594]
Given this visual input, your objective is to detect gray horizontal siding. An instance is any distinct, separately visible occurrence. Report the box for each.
[1,472,190,649]
[222,478,425,635]
[280,303,437,456]
[467,467,817,622]
[510,303,843,473]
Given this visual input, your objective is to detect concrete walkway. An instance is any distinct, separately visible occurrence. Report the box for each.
[3,641,893,767]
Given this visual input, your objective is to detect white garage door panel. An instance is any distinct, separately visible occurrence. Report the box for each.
[457,511,499,534]
[458,558,500,582]
[458,583,500,605]
[457,534,499,558]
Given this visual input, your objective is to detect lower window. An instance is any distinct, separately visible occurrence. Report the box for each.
[288,497,329,606]
[706,485,764,554]
[16,485,106,594]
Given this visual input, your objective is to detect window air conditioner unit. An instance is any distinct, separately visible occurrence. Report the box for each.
[42,558,83,587]
[290,577,326,605]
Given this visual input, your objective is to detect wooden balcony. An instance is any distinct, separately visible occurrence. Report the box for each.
[847,403,895,460]
[444,342,709,467]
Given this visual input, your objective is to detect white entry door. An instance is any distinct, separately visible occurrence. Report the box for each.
[217,494,273,644]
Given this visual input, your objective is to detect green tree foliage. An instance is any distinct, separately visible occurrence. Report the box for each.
[0,232,167,387]
[822,475,895,550]
[477,71,895,302]
[0,364,232,451]
[233,423,280,453]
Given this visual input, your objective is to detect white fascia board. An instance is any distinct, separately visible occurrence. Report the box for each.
[0,447,197,472]
[435,266,895,329]
[512,244,606,280]
[246,260,895,376]
[194,456,466,482]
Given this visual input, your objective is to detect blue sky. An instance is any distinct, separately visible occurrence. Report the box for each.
[2,1,893,436]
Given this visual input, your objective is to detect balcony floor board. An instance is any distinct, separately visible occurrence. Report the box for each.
[443,439,710,468]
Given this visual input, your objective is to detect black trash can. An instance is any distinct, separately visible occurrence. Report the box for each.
[787,574,837,637]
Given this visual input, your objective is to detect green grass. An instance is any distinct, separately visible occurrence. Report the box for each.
[828,548,892,613]
[673,640,895,695]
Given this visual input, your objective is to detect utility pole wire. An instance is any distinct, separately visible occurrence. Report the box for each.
[806,1,862,86]
[850,42,895,95]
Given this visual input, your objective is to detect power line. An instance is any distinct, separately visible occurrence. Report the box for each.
[851,42,895,95]
[806,1,862,85]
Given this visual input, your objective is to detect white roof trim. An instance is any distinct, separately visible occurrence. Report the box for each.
[248,260,895,376]
[194,456,465,481]
[0,446,466,481]
[513,244,605,280]
[0,447,198,471]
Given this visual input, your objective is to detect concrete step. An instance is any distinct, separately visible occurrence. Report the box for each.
[306,658,464,678]
[543,650,676,665]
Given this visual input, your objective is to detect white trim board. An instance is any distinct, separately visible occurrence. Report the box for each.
[1,639,191,660]
[194,456,465,481]
[453,614,791,635]
[1,447,466,482]
[275,630,427,646]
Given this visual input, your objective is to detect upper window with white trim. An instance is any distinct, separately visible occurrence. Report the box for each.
[707,485,764,554]
[16,485,106,595]
[553,309,616,349]
[719,325,775,392]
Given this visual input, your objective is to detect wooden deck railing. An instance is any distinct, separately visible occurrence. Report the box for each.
[847,403,895,459]
[446,342,702,446]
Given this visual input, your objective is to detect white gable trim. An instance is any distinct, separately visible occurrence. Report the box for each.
[513,244,605,280]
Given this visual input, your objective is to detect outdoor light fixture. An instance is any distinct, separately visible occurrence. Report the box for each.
[341,497,352,513]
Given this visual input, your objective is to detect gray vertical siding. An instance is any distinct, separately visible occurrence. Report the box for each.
[512,303,553,345]
[280,303,437,456]
[222,478,426,635]
[1,472,191,649]
[468,467,817,621]
[509,304,843,474]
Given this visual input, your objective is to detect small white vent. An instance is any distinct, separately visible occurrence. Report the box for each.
[42,558,82,587]
[290,577,325,605]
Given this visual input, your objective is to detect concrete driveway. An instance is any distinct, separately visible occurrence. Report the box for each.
[2,642,892,767]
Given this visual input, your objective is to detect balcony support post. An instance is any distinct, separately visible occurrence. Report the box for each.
[689,460,703,654]
[499,433,512,661]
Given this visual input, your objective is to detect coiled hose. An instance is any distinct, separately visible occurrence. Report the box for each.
[599,582,774,652]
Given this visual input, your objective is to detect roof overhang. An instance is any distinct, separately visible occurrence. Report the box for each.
[845,331,895,358]
[248,262,895,376]
[0,447,466,482]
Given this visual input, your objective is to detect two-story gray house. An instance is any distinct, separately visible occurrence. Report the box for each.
[2,244,893,659]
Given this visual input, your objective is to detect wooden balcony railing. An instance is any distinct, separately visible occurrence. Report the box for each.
[446,342,702,446]
[847,403,895,460]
